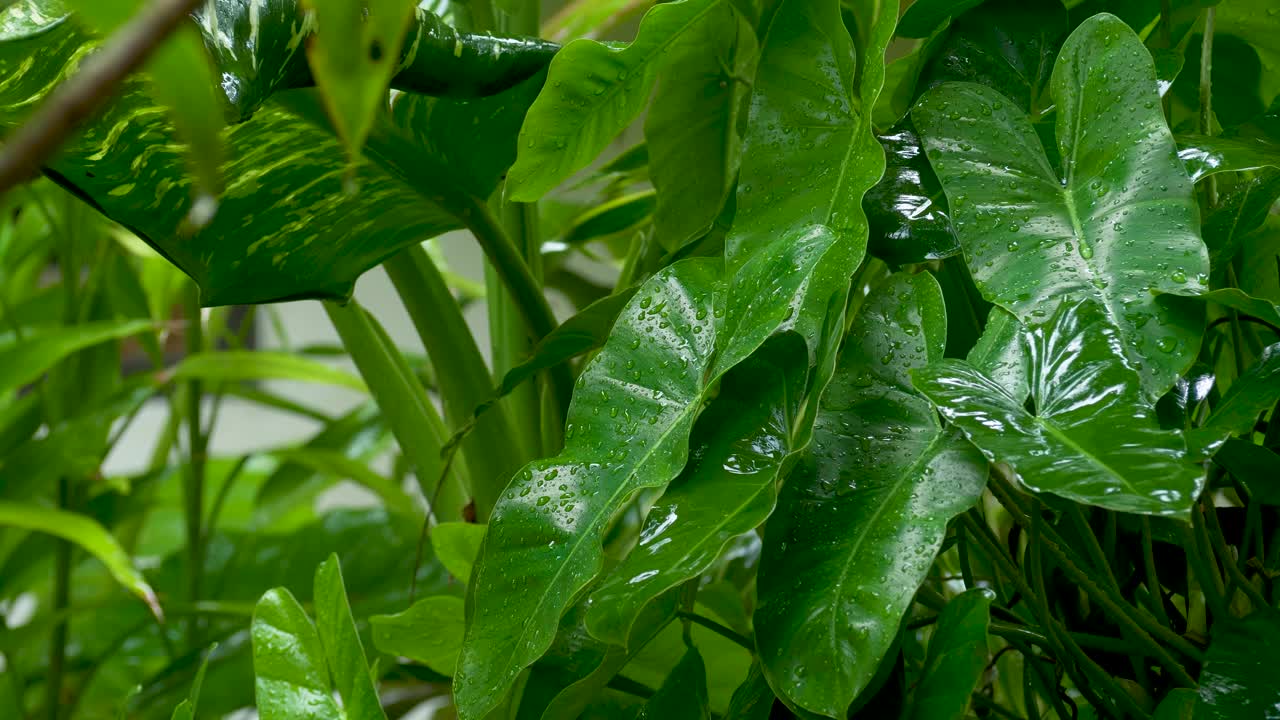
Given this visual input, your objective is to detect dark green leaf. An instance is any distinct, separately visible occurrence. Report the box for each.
[638,647,710,720]
[505,0,723,201]
[1189,342,1280,454]
[1152,688,1196,720]
[914,13,1211,398]
[561,192,656,247]
[0,320,151,397]
[756,272,987,718]
[1216,1,1280,109]
[646,1,757,251]
[1196,610,1280,719]
[1196,288,1280,327]
[865,121,959,265]
[966,306,1029,401]
[1177,135,1280,182]
[431,522,486,584]
[896,0,986,38]
[252,587,343,720]
[0,501,161,618]
[371,595,465,676]
[584,335,806,645]
[913,299,1204,516]
[1213,438,1280,505]
[874,27,950,130]
[907,588,993,720]
[724,662,775,720]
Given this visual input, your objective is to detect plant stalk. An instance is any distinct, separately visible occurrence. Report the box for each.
[183,286,207,647]
[1199,7,1217,206]
[46,477,72,720]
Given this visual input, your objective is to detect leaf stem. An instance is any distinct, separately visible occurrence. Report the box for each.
[1140,518,1173,628]
[675,610,753,652]
[46,477,72,720]
[1203,500,1269,609]
[183,287,207,648]
[1199,6,1217,206]
[1188,502,1229,618]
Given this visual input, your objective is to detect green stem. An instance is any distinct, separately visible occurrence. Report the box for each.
[1140,518,1173,628]
[1199,7,1217,206]
[1188,503,1229,619]
[183,286,207,648]
[46,477,72,720]
[675,611,753,652]
[385,245,522,521]
[323,301,466,520]
[1066,504,1121,593]
[1204,500,1269,609]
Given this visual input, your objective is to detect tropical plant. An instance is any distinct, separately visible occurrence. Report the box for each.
[1,0,1279,718]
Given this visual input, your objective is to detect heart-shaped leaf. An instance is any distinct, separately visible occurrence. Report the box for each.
[913,13,1211,398]
[912,298,1205,516]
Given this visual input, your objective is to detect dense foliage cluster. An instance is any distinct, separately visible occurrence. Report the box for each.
[1,0,1279,718]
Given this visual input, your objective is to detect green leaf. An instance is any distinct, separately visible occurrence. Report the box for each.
[874,27,949,130]
[170,643,216,720]
[865,121,959,265]
[66,0,225,201]
[371,595,466,676]
[1177,135,1280,182]
[166,350,368,392]
[638,646,710,720]
[269,448,420,516]
[431,522,486,584]
[0,320,151,397]
[1195,288,1280,327]
[1196,610,1280,719]
[920,0,1066,116]
[584,335,807,646]
[724,662,776,720]
[645,1,757,251]
[301,0,416,161]
[913,13,1211,398]
[506,0,723,201]
[1189,342,1280,454]
[0,501,162,618]
[907,588,994,720]
[896,0,985,38]
[755,271,987,718]
[1,5,552,306]
[966,306,1029,401]
[912,299,1205,516]
[1215,1,1280,108]
[252,587,343,720]
[314,555,389,720]
[1152,688,1197,720]
[1213,438,1280,505]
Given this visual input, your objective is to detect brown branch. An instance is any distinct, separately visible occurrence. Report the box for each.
[0,0,206,195]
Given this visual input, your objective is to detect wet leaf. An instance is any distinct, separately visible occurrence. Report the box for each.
[252,588,343,719]
[314,555,388,720]
[865,121,959,265]
[371,595,466,676]
[914,13,1210,398]
[906,588,993,720]
[913,299,1205,517]
[896,0,986,39]
[431,522,486,584]
[1177,135,1280,182]
[1195,610,1280,719]
[1189,342,1280,454]
[756,272,987,718]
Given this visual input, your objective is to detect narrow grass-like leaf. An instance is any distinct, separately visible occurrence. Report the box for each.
[913,299,1204,516]
[252,587,343,720]
[914,13,1210,397]
[0,501,161,618]
[907,588,993,720]
[506,0,723,201]
[0,320,151,397]
[371,596,465,676]
[756,272,987,718]
[269,449,419,516]
[170,643,216,720]
[166,351,367,392]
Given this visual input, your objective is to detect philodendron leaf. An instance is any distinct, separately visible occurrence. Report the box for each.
[301,0,416,162]
[1,3,553,306]
[966,306,1029,402]
[913,299,1205,517]
[371,595,466,676]
[1191,288,1280,327]
[0,502,162,619]
[645,1,758,251]
[907,588,994,720]
[1189,342,1280,455]
[755,271,987,718]
[895,0,985,39]
[317,556,390,720]
[252,588,342,720]
[865,121,959,265]
[914,13,1211,398]
[639,646,711,720]
[1196,610,1280,719]
[584,334,807,646]
[1214,439,1280,506]
[505,0,724,201]
[1177,135,1280,182]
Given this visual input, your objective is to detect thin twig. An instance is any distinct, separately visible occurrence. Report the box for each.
[0,0,207,194]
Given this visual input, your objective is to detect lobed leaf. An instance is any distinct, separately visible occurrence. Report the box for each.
[914,13,1210,398]
[912,299,1205,516]
[755,271,987,717]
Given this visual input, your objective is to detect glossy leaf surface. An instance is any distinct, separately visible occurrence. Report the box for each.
[252,588,343,719]
[865,122,959,265]
[314,555,391,720]
[638,647,710,720]
[505,0,721,201]
[896,0,985,39]
[584,336,806,645]
[1196,610,1280,719]
[1214,439,1280,506]
[371,596,466,676]
[1190,342,1280,454]
[914,13,1210,397]
[0,501,161,617]
[913,299,1204,516]
[756,272,987,718]
[1177,135,1280,183]
[907,588,993,720]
